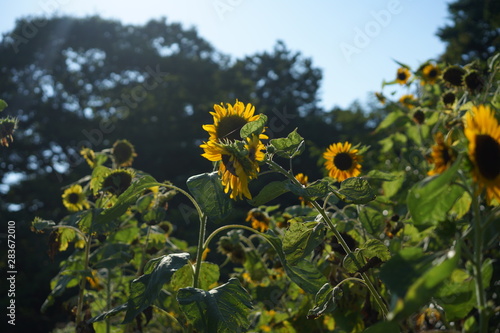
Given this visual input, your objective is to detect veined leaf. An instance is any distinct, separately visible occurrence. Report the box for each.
[283,221,326,265]
[123,253,190,323]
[336,177,376,204]
[269,128,304,158]
[249,180,290,206]
[307,283,343,319]
[177,278,253,333]
[240,114,267,138]
[187,172,232,223]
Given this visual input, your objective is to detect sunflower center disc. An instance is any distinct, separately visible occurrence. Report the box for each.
[333,152,353,171]
[217,116,248,141]
[68,193,80,204]
[475,134,500,180]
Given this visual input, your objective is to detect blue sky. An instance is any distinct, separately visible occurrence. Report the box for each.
[1,0,452,109]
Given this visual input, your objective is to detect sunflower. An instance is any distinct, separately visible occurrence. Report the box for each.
[442,65,465,87]
[323,142,363,182]
[100,169,135,196]
[246,208,270,232]
[62,184,90,212]
[295,173,312,206]
[464,105,500,204]
[421,64,440,85]
[396,67,411,85]
[112,139,137,167]
[80,147,96,168]
[399,94,417,109]
[427,132,456,176]
[0,116,17,147]
[201,135,265,199]
[202,100,267,143]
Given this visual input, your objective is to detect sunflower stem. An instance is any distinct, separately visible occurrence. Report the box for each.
[75,234,91,327]
[193,215,207,289]
[472,190,488,332]
[267,159,389,317]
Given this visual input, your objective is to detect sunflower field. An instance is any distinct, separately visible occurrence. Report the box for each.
[25,51,500,333]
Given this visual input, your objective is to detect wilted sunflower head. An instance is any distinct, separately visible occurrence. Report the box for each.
[323,142,363,182]
[202,100,267,143]
[441,91,456,108]
[62,184,90,212]
[399,94,417,109]
[427,132,456,176]
[442,65,466,87]
[0,116,18,147]
[100,169,135,196]
[246,208,271,232]
[421,64,440,85]
[396,67,411,85]
[463,70,484,93]
[217,231,246,264]
[80,147,96,168]
[464,105,500,205]
[112,139,137,167]
[412,109,426,125]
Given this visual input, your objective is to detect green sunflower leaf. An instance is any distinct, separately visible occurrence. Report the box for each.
[374,109,407,133]
[307,283,343,319]
[358,206,385,235]
[123,253,190,323]
[240,114,267,138]
[335,177,376,204]
[364,321,400,333]
[31,217,56,232]
[260,230,327,294]
[380,246,459,321]
[269,128,304,158]
[283,221,326,265]
[286,178,332,201]
[90,165,111,196]
[249,180,290,206]
[171,262,220,291]
[177,278,253,333]
[0,99,7,112]
[186,172,232,223]
[407,157,463,226]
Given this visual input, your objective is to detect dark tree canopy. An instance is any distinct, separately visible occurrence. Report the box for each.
[437,0,500,64]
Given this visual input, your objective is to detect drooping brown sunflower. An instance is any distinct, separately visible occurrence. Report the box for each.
[323,142,363,182]
[442,65,466,87]
[201,135,265,199]
[100,169,135,196]
[62,184,90,212]
[464,105,500,204]
[246,208,270,232]
[396,67,411,85]
[421,64,440,85]
[427,132,456,176]
[112,139,137,167]
[202,100,267,143]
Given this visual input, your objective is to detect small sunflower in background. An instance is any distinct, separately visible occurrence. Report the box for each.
[399,94,417,109]
[246,208,271,232]
[396,67,411,85]
[323,142,362,182]
[202,100,267,143]
[62,184,90,212]
[112,139,137,167]
[100,169,135,196]
[464,105,500,205]
[0,116,18,147]
[441,91,456,108]
[80,147,96,168]
[421,63,440,85]
[427,132,456,176]
[375,92,386,105]
[295,173,312,206]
